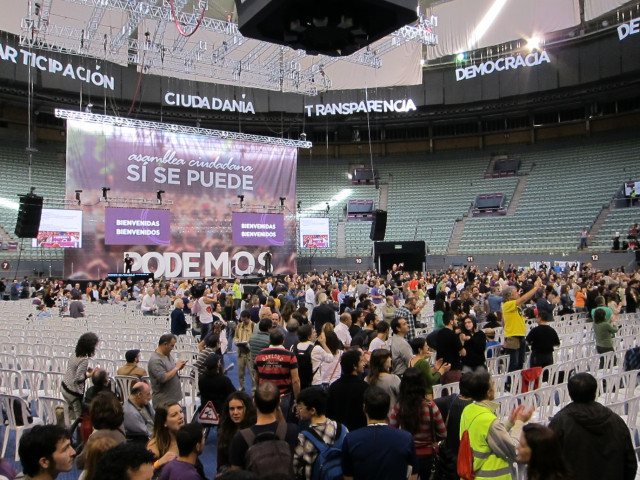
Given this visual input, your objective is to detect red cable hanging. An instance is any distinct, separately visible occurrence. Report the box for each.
[169,0,207,37]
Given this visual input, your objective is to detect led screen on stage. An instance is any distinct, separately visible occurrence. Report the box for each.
[31,209,83,248]
[64,117,297,278]
[299,217,330,248]
[232,213,285,246]
[105,208,171,245]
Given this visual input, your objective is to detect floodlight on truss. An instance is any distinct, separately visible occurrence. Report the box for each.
[20,0,438,95]
[54,109,313,149]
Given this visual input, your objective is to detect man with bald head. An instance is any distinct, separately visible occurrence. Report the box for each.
[123,381,155,441]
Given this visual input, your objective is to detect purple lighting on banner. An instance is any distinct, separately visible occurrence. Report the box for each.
[105,207,170,245]
[232,212,285,246]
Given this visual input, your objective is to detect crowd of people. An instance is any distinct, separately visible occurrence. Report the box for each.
[4,261,640,479]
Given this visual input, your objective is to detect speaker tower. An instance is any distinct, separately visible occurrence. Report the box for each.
[370,209,387,241]
[15,193,43,238]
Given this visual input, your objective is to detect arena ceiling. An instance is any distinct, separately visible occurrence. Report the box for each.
[0,0,635,95]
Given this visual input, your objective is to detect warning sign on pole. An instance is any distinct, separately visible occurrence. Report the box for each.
[198,401,219,425]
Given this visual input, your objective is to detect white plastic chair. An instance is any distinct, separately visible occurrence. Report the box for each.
[179,375,200,421]
[0,394,44,460]
[37,395,70,427]
[114,375,140,401]
[0,369,25,398]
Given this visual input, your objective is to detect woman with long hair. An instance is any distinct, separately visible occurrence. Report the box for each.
[593,308,618,355]
[409,337,449,397]
[77,436,119,480]
[559,284,574,315]
[61,332,99,420]
[280,301,296,324]
[460,315,487,373]
[311,330,343,387]
[366,349,401,415]
[216,391,257,476]
[147,403,184,472]
[390,367,447,480]
[433,299,447,330]
[516,423,572,480]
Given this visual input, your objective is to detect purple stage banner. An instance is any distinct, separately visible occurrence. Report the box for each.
[105,208,170,245]
[232,213,285,246]
[64,118,297,279]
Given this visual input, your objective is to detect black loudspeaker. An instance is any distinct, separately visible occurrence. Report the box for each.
[370,209,387,241]
[15,194,43,238]
[234,0,417,57]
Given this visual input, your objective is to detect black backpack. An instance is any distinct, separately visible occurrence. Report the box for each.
[240,422,294,477]
[292,343,314,390]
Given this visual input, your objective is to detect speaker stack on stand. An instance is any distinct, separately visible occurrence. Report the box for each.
[15,192,43,238]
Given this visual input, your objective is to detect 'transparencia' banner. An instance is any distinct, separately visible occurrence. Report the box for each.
[64,118,297,279]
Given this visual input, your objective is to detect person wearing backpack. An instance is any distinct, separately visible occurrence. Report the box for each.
[228,381,299,476]
[292,324,317,391]
[458,372,533,480]
[293,386,348,480]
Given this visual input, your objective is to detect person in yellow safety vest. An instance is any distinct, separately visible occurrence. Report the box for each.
[460,372,533,480]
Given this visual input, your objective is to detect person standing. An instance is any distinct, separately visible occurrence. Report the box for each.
[234,310,254,393]
[394,296,426,342]
[435,311,466,384]
[148,334,186,407]
[389,317,413,376]
[390,368,446,480]
[124,253,134,273]
[549,372,637,480]
[327,349,369,432]
[170,299,189,336]
[294,386,348,480]
[460,372,533,480]
[502,277,542,372]
[263,251,272,274]
[579,228,589,249]
[158,423,207,480]
[254,330,300,420]
[341,386,419,480]
[61,332,99,420]
[525,311,560,370]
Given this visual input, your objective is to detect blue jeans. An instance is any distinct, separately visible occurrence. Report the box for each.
[506,337,526,371]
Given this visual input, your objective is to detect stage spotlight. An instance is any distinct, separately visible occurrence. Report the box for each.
[299,132,307,141]
[75,189,82,205]
[157,190,165,204]
[101,187,110,200]
[526,36,541,51]
[84,103,93,113]
[279,197,286,207]
[456,52,466,62]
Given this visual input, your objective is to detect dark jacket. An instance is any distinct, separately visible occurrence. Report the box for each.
[326,374,369,432]
[549,401,637,480]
